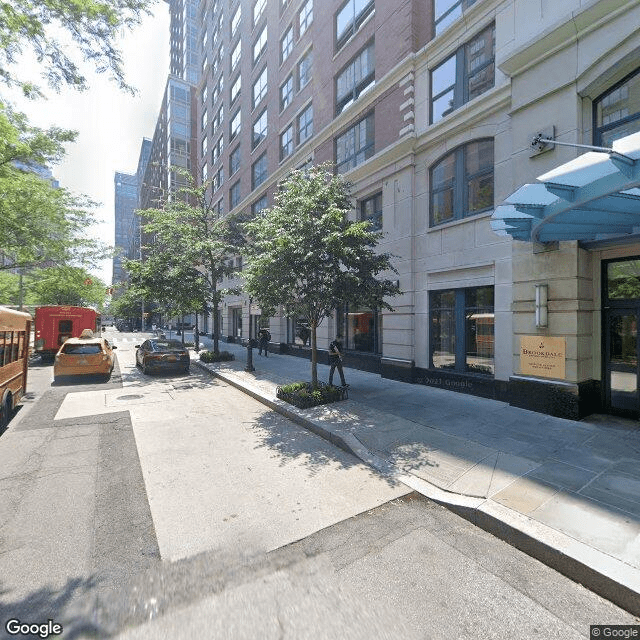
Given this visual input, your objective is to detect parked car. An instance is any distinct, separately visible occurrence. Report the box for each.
[136,339,190,374]
[53,329,117,382]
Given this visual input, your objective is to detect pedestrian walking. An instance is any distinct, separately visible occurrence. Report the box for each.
[258,328,271,356]
[328,338,348,387]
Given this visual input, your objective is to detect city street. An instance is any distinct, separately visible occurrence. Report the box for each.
[0,331,636,639]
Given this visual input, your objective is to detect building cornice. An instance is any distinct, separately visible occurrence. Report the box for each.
[498,0,640,79]
[414,83,512,155]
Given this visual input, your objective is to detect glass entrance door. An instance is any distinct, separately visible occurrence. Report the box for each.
[606,309,639,415]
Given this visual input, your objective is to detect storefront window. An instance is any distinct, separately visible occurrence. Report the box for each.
[465,286,494,375]
[431,290,456,370]
[430,286,494,375]
[287,316,310,346]
[335,305,381,353]
[232,307,242,338]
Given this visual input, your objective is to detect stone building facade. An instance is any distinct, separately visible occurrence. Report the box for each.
[193,0,640,420]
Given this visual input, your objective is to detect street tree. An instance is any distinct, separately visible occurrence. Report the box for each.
[25,266,106,307]
[126,173,246,353]
[1,0,154,97]
[0,0,155,279]
[243,164,400,388]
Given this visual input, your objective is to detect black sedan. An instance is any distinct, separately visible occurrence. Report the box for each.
[135,339,190,374]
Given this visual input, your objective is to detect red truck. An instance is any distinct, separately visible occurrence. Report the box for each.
[34,306,101,360]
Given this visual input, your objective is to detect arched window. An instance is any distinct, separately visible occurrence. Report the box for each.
[430,139,493,226]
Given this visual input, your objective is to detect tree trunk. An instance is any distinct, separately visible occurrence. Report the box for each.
[311,322,318,389]
[213,301,220,354]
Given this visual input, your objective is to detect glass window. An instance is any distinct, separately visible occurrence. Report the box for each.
[201,135,208,156]
[607,259,640,300]
[213,75,224,104]
[336,0,374,50]
[298,50,312,90]
[253,108,268,149]
[252,153,268,189]
[336,112,374,173]
[430,286,494,375]
[336,42,375,115]
[231,74,241,103]
[360,192,382,231]
[344,306,379,353]
[212,103,224,134]
[430,290,456,371]
[281,26,293,62]
[230,109,241,140]
[280,75,293,111]
[252,194,268,214]
[430,139,493,226]
[287,316,311,346]
[230,180,241,208]
[211,136,224,164]
[299,0,313,35]
[201,108,208,131]
[430,23,495,124]
[253,66,268,109]
[280,125,294,159]
[298,104,313,143]
[253,24,267,63]
[434,0,478,36]
[231,4,241,36]
[231,39,241,71]
[253,0,266,25]
[230,145,241,176]
[594,68,640,146]
[201,85,208,105]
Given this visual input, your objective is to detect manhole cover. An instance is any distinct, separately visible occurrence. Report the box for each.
[116,394,144,401]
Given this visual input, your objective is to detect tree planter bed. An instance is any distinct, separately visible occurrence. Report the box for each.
[276,382,348,409]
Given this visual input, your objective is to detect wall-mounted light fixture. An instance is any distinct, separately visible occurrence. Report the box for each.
[535,284,548,328]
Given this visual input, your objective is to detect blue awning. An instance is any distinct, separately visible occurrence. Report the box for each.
[491,132,640,243]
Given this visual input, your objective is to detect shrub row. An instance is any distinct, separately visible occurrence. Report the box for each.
[276,381,347,409]
[199,350,235,363]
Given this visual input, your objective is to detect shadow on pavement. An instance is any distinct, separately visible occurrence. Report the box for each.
[246,408,403,489]
[0,576,113,640]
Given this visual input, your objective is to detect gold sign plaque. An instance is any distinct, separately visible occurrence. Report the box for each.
[520,336,566,379]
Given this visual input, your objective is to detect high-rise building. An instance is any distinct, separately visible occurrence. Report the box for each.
[113,172,138,286]
[161,0,640,420]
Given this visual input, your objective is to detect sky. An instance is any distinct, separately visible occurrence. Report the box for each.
[6,3,171,287]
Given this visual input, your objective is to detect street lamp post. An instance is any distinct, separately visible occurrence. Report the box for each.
[245,297,255,372]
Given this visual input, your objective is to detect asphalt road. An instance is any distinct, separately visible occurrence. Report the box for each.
[0,331,636,639]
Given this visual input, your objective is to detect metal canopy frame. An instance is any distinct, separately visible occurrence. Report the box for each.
[491,132,640,243]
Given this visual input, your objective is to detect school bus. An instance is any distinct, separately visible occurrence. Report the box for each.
[34,306,101,360]
[0,306,32,430]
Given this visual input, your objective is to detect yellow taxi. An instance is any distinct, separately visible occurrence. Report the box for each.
[53,329,117,382]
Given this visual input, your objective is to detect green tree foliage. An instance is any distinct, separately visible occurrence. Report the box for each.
[24,266,106,307]
[108,286,141,321]
[0,0,153,97]
[124,173,246,353]
[0,271,20,305]
[243,165,400,387]
[0,0,154,283]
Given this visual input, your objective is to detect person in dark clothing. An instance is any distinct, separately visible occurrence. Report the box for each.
[258,328,271,356]
[328,339,348,387]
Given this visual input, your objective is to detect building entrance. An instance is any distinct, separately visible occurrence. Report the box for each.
[603,258,640,417]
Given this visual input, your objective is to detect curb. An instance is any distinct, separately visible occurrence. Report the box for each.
[192,357,640,616]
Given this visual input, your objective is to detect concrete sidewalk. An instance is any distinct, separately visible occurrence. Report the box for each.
[189,335,640,616]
